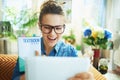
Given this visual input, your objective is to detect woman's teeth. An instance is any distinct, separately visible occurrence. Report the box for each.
[48,37,56,40]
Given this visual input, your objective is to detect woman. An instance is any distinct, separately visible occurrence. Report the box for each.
[12,1,94,80]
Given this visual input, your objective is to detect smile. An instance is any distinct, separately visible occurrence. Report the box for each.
[47,37,57,40]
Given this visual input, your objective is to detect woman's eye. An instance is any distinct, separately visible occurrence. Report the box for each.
[44,26,51,29]
[56,27,62,30]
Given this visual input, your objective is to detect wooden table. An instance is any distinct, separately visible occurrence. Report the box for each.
[89,65,107,80]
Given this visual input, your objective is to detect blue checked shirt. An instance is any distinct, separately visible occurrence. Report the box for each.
[12,38,78,80]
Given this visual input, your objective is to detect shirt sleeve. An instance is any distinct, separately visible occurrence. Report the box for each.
[12,57,25,80]
[61,43,78,57]
[69,45,78,57]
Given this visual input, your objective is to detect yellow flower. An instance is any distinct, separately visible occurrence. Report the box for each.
[92,31,98,39]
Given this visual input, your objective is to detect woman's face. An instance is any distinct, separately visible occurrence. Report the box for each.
[40,14,65,48]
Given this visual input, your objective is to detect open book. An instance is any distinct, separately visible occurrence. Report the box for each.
[18,37,41,72]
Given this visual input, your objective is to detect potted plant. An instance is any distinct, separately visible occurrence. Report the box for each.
[0,21,13,38]
[99,58,108,74]
[62,30,76,45]
[83,27,112,49]
[82,27,112,69]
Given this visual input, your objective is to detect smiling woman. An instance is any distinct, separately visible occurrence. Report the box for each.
[11,1,95,80]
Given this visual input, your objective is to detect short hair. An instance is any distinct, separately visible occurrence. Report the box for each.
[39,1,64,23]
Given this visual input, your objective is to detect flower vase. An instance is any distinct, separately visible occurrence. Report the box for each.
[101,49,110,60]
[93,49,100,70]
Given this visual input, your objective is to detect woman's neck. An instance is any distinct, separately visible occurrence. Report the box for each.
[43,41,53,56]
[45,46,52,56]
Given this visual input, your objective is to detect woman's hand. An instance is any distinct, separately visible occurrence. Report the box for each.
[20,74,25,80]
[69,72,94,80]
[35,50,39,56]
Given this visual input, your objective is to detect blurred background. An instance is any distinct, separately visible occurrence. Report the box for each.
[0,0,120,55]
[0,0,120,79]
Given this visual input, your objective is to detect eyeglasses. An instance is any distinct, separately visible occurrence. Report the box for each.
[40,24,65,34]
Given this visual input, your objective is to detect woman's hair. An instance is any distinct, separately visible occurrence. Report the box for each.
[39,0,64,23]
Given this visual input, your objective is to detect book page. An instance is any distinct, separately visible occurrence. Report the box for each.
[18,37,41,72]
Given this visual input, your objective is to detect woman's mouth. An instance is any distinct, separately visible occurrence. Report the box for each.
[47,37,57,41]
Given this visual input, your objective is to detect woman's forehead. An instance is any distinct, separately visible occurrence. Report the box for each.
[41,14,65,25]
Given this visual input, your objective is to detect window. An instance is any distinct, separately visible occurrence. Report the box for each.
[72,0,106,28]
[84,0,106,27]
[2,0,32,29]
[1,0,40,38]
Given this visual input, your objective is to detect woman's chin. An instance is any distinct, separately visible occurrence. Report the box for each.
[48,43,56,47]
[47,40,57,47]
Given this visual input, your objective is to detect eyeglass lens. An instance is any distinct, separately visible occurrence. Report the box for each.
[41,24,65,34]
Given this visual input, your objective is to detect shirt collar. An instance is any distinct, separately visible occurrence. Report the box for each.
[41,37,62,55]
[54,40,62,53]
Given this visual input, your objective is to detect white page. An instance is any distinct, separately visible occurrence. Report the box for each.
[25,57,90,80]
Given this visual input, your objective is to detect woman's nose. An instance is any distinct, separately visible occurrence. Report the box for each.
[49,28,56,35]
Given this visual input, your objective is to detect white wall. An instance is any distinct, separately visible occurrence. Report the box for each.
[106,0,120,39]
[111,0,120,31]
[112,0,120,19]
[71,0,84,45]
[0,0,2,20]
[111,0,120,30]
